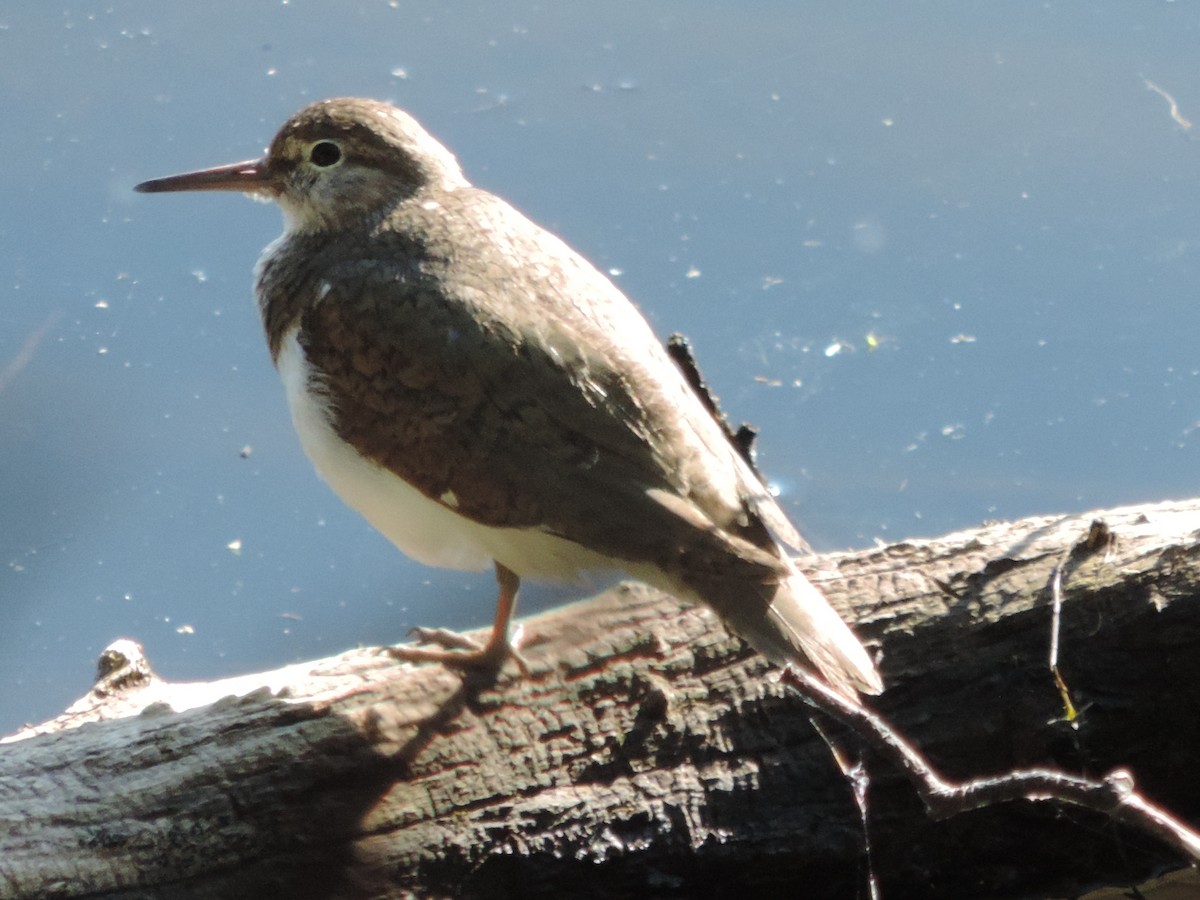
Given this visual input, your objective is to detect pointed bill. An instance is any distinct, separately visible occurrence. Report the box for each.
[135,159,273,195]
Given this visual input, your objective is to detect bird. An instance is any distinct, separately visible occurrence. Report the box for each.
[135,97,883,699]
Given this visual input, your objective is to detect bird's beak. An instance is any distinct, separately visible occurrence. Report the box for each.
[134,158,275,195]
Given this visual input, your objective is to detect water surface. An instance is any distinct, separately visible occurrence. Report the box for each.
[1,2,1197,731]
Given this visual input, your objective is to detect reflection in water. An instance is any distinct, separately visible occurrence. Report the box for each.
[0,312,63,397]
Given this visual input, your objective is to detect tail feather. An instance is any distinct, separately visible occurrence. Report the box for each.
[646,514,882,698]
[764,565,882,699]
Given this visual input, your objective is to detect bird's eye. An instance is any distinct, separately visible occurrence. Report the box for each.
[308,141,343,168]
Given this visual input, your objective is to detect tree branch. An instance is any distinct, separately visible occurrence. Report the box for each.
[781,665,1200,865]
[3,499,1200,899]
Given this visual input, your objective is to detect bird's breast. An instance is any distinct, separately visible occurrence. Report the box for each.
[275,325,492,572]
[274,326,626,584]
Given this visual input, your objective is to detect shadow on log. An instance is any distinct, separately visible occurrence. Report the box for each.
[2,499,1200,899]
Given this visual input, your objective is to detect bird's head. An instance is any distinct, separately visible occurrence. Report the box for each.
[135,98,468,232]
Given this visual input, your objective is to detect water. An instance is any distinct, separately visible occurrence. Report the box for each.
[1,2,1197,733]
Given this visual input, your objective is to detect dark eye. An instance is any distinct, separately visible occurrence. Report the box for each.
[309,141,343,167]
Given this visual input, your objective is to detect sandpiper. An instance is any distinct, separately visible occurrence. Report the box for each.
[135,98,882,698]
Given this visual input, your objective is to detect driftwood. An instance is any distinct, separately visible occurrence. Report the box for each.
[3,499,1200,899]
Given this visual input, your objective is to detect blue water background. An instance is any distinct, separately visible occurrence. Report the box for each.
[1,2,1197,731]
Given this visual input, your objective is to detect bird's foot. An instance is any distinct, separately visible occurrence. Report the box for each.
[386,623,530,677]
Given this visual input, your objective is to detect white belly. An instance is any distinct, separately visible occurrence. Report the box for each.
[275,329,630,583]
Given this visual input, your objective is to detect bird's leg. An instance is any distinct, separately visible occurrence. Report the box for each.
[387,561,529,676]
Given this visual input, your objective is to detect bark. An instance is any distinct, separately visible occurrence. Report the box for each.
[2,499,1200,900]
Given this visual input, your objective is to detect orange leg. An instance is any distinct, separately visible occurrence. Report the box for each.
[387,561,529,676]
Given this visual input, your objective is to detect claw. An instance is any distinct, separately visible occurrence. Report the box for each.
[385,561,530,677]
[406,626,481,652]
[386,625,529,676]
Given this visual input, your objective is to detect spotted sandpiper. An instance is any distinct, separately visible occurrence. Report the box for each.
[135,98,882,698]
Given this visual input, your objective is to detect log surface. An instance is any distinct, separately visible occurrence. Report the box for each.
[3,499,1200,899]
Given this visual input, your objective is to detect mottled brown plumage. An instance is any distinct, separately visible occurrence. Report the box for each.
[135,98,882,697]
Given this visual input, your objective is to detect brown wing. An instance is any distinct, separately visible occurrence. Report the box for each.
[279,185,794,576]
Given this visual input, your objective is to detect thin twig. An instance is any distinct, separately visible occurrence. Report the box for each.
[781,666,1200,864]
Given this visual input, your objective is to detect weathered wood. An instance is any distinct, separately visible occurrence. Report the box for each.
[2,499,1199,899]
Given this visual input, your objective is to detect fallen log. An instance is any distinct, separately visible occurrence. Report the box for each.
[2,499,1199,899]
